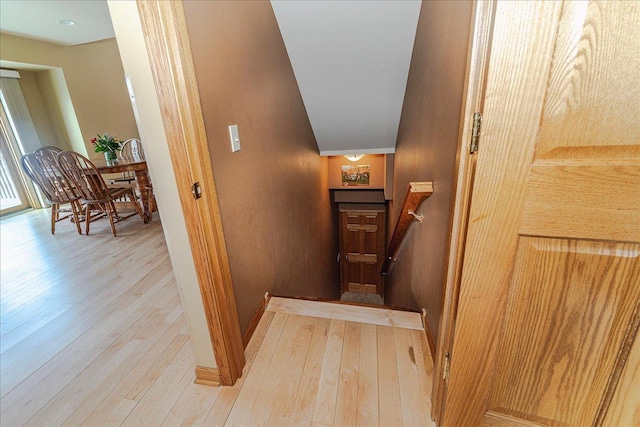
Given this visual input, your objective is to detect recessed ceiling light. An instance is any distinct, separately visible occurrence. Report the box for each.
[344,154,365,162]
[57,19,76,26]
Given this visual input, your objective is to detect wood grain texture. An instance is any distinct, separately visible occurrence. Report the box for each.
[412,329,434,421]
[194,366,220,386]
[311,319,345,426]
[382,182,433,275]
[287,317,331,427]
[445,3,565,425]
[203,310,276,426]
[334,322,361,426]
[520,165,640,242]
[445,1,640,426]
[484,410,549,427]
[489,238,640,426]
[0,210,193,426]
[267,315,316,426]
[137,0,245,385]
[598,297,640,427]
[224,311,288,426]
[0,219,435,427]
[535,1,640,158]
[266,296,423,330]
[242,293,271,348]
[356,323,379,427]
[395,327,428,426]
[248,314,306,425]
[602,308,640,427]
[340,208,386,295]
[377,325,403,427]
[421,308,436,361]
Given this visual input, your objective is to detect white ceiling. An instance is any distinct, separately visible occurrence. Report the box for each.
[0,0,113,46]
[0,0,421,155]
[271,0,421,155]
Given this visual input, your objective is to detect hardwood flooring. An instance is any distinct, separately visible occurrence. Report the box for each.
[1,209,435,426]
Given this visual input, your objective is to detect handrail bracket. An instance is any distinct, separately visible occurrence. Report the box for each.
[408,209,424,223]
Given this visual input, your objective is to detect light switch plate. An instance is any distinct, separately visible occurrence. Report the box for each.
[229,125,240,152]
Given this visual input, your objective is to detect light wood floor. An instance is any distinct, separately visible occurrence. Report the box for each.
[0,209,436,426]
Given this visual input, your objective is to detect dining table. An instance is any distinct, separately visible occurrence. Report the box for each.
[94,159,153,223]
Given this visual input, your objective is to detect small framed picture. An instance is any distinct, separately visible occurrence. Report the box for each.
[341,165,370,186]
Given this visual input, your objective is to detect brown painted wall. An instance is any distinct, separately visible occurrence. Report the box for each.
[386,0,472,339]
[183,0,339,333]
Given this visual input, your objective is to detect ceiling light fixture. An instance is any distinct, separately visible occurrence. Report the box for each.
[57,19,76,26]
[344,154,365,162]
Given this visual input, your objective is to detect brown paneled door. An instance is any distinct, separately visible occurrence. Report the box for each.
[444,1,640,426]
[339,205,385,296]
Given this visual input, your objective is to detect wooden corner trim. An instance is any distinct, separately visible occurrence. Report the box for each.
[421,308,436,361]
[194,366,221,387]
[242,293,271,348]
[137,0,245,386]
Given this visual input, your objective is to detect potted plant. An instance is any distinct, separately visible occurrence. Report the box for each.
[91,133,122,166]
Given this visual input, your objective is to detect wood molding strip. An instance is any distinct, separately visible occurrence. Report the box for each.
[194,366,221,387]
[421,309,436,361]
[381,182,433,276]
[137,0,245,386]
[483,410,549,427]
[593,296,640,426]
[266,296,422,330]
[242,293,271,348]
[432,0,496,423]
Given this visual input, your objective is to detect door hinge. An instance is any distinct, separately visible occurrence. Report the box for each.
[470,112,482,154]
[191,182,202,200]
[443,351,451,383]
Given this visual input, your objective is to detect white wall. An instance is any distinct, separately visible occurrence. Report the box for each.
[107,0,216,368]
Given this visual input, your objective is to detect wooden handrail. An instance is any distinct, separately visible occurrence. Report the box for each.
[381,182,434,276]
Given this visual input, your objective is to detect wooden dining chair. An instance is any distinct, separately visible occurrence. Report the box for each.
[113,138,144,184]
[34,146,63,164]
[117,138,156,219]
[120,138,145,163]
[20,153,83,235]
[57,151,143,237]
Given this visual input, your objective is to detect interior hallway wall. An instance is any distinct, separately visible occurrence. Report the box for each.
[386,0,473,339]
[15,71,59,148]
[183,0,339,332]
[0,34,137,157]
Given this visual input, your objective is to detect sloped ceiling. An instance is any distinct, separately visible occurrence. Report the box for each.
[0,0,113,46]
[0,0,421,155]
[271,0,421,155]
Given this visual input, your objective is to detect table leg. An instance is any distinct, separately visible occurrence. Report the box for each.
[134,170,151,223]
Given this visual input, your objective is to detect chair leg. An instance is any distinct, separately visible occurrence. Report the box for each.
[106,201,118,237]
[50,204,58,234]
[85,204,92,235]
[147,186,155,221]
[70,201,82,235]
[129,190,144,220]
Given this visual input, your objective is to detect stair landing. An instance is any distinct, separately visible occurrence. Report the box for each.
[220,297,436,426]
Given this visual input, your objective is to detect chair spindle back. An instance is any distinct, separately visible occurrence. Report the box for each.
[56,151,112,203]
[34,146,63,164]
[20,153,80,204]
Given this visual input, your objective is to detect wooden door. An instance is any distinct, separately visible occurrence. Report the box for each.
[444,1,640,426]
[340,206,386,295]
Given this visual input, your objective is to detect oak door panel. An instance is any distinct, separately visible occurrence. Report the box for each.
[444,1,640,426]
[490,238,640,426]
